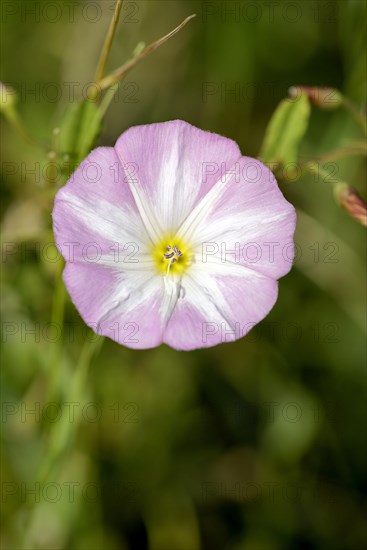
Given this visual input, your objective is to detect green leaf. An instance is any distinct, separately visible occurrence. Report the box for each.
[75,86,119,162]
[59,85,118,170]
[75,100,103,162]
[58,101,85,157]
[259,93,311,166]
[59,100,103,163]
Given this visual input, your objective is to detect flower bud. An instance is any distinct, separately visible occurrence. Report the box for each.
[334,183,367,226]
[289,86,343,110]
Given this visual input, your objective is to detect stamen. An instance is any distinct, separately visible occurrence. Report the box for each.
[163,244,183,275]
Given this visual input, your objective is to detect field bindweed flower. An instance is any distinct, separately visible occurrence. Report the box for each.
[52,120,296,350]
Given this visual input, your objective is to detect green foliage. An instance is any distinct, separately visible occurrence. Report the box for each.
[75,100,103,162]
[1,1,366,549]
[259,93,311,166]
[58,101,85,158]
[59,100,103,164]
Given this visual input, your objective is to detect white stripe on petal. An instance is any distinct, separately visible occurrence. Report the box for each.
[193,253,265,278]
[56,192,147,247]
[191,209,291,245]
[160,276,181,328]
[91,253,154,271]
[115,151,163,244]
[155,132,201,230]
[177,170,234,243]
[181,273,237,330]
[96,270,160,327]
[114,121,242,236]
[175,255,273,333]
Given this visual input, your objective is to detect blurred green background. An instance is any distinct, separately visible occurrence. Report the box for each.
[1,1,366,549]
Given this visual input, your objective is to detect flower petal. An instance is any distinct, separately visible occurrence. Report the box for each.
[180,157,296,279]
[63,262,164,349]
[114,120,242,233]
[53,147,152,267]
[163,263,278,350]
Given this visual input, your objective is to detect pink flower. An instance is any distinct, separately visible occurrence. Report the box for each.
[52,120,296,350]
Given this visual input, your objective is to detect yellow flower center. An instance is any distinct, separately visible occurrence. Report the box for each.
[152,235,192,276]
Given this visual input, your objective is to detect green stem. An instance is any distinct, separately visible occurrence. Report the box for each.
[94,0,124,83]
[274,143,366,190]
[47,259,66,403]
[98,14,196,90]
[313,141,367,163]
[343,98,367,135]
[98,83,119,118]
[302,161,346,187]
[40,335,104,482]
[21,334,104,549]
